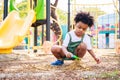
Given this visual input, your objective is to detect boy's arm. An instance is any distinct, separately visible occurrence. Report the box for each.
[88,50,101,64]
[62,46,68,54]
[62,46,73,58]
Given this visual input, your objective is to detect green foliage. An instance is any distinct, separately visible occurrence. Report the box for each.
[16,1,28,18]
[0,6,3,21]
[57,9,67,24]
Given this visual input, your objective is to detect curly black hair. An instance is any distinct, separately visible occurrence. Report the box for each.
[74,11,94,27]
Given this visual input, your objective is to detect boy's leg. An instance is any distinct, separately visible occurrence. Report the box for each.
[51,45,66,59]
[75,42,87,58]
[51,45,66,65]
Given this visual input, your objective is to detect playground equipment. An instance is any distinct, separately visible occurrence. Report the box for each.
[32,0,63,52]
[9,0,18,12]
[1,0,63,53]
[0,10,35,53]
[1,0,50,53]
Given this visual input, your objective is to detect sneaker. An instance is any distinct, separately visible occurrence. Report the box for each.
[51,60,64,66]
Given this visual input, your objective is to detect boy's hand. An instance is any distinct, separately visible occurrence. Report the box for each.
[66,52,73,58]
[95,58,101,64]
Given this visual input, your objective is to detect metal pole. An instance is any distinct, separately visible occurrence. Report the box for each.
[34,27,38,52]
[3,0,8,20]
[34,0,37,8]
[68,0,70,32]
[33,0,37,53]
[42,25,44,44]
[46,0,50,41]
[30,0,33,9]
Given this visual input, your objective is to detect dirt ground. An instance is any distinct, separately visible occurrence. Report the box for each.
[0,49,120,80]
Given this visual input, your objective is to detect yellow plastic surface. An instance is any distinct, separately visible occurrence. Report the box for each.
[0,10,35,54]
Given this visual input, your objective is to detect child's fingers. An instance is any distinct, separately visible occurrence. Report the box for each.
[96,58,101,64]
[66,53,71,58]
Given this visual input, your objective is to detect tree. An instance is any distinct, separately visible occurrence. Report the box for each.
[50,0,62,42]
[57,9,67,24]
[16,0,28,18]
[0,6,3,21]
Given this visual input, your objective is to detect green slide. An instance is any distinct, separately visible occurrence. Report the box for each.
[9,0,45,20]
[9,0,18,12]
[34,0,45,20]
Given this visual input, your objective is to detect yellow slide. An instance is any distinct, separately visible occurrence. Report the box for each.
[0,10,35,53]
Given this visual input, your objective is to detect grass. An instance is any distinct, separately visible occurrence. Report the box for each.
[99,70,120,79]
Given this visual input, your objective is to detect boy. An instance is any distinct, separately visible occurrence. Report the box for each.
[51,11,100,66]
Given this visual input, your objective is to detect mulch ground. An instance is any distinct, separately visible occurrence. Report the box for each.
[0,49,120,80]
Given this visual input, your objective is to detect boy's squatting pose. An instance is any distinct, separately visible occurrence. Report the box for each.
[51,11,101,66]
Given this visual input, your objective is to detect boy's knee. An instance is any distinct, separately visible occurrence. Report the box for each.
[51,45,61,53]
[51,46,56,53]
[77,42,87,50]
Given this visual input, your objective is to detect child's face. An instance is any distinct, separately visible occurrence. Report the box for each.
[74,21,88,37]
